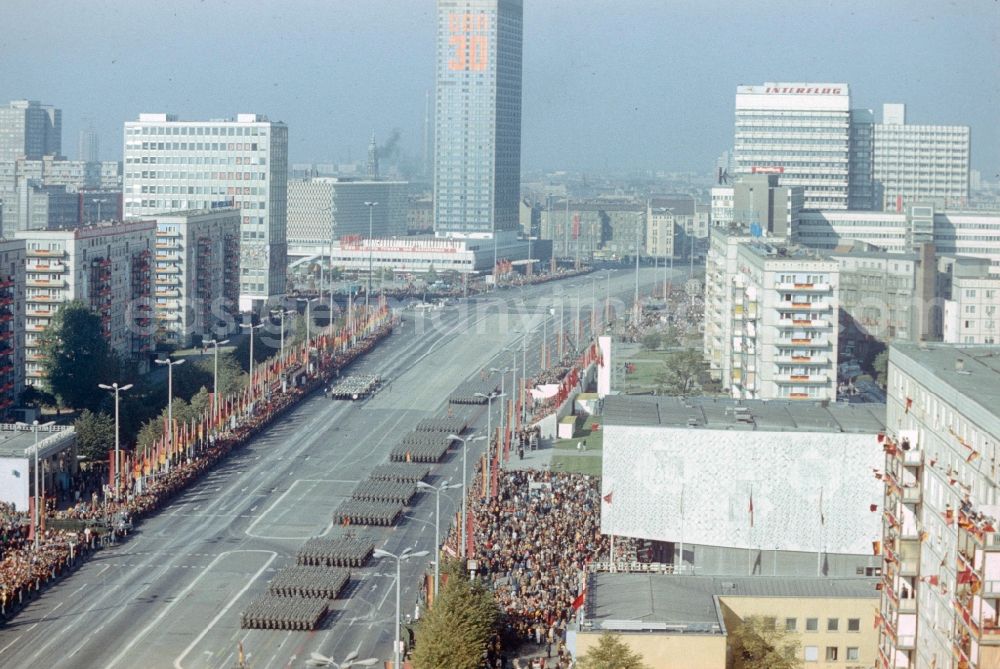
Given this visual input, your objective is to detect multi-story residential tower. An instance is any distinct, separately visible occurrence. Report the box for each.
[0,100,62,161]
[0,238,25,417]
[704,227,839,401]
[14,221,155,386]
[873,103,971,211]
[78,127,99,163]
[876,344,1000,669]
[433,0,523,242]
[153,209,240,347]
[734,83,850,210]
[122,113,288,311]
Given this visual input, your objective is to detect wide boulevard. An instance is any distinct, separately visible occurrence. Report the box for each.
[0,266,674,669]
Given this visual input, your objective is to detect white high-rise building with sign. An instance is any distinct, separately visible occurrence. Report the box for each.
[734,83,851,210]
[123,113,288,311]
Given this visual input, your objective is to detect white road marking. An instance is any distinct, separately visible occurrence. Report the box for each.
[173,551,278,669]
[105,550,275,669]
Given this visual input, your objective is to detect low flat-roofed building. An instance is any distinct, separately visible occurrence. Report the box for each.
[570,572,879,669]
[601,395,885,577]
[0,423,76,511]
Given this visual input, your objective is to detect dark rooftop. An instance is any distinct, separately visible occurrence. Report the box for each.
[601,396,885,433]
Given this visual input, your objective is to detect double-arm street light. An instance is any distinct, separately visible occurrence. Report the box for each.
[203,338,230,423]
[154,358,186,461]
[240,321,265,390]
[372,547,429,669]
[270,308,295,363]
[298,297,318,347]
[97,382,133,502]
[416,479,462,598]
[364,201,378,314]
[16,420,55,548]
[305,650,378,668]
[474,391,506,498]
[489,367,511,440]
[448,434,485,559]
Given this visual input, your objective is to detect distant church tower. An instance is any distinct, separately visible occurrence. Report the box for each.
[367,130,379,180]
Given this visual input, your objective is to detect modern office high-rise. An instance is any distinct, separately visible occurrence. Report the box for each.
[122,113,288,311]
[433,0,522,239]
[734,83,851,210]
[0,100,62,162]
[873,103,971,210]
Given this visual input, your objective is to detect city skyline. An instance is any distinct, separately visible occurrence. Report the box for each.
[1,0,997,174]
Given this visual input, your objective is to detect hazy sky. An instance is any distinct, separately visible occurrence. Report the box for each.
[2,0,997,174]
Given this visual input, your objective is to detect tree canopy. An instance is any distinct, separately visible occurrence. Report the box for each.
[38,301,117,410]
[654,348,708,396]
[577,632,650,669]
[412,558,499,669]
[73,410,116,460]
[729,615,803,669]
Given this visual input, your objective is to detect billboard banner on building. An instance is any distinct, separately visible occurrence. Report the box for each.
[601,426,882,555]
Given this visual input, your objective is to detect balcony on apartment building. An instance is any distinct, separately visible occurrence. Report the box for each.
[27,262,66,273]
[774,372,829,384]
[777,299,832,311]
[777,316,831,329]
[775,281,831,291]
[26,248,66,258]
[26,278,67,289]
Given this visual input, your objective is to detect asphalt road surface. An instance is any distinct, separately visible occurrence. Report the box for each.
[0,266,675,669]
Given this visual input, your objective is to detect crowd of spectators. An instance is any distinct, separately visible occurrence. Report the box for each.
[449,470,636,667]
[618,285,704,345]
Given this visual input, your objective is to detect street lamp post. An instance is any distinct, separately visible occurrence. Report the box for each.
[16,420,55,549]
[474,391,506,498]
[298,298,318,347]
[373,547,429,669]
[270,308,295,363]
[416,480,462,599]
[364,201,378,314]
[240,321,264,392]
[489,367,511,444]
[204,338,230,424]
[448,434,484,559]
[97,382,133,502]
[154,358,186,462]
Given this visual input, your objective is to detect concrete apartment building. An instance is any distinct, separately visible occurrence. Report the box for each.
[14,221,155,386]
[937,256,1000,345]
[573,573,879,669]
[704,227,839,401]
[0,100,61,161]
[794,205,1000,275]
[874,103,971,211]
[123,113,288,311]
[0,238,25,417]
[646,195,704,259]
[286,178,407,256]
[734,83,851,210]
[153,209,240,348]
[540,201,647,260]
[876,344,1000,669]
[832,244,938,351]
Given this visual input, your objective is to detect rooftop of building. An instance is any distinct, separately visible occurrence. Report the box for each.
[587,573,877,634]
[890,343,1000,425]
[740,240,833,263]
[154,208,239,220]
[0,425,75,459]
[602,396,885,433]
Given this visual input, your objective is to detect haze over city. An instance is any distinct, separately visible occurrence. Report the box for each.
[2,0,997,172]
[1,1,1000,668]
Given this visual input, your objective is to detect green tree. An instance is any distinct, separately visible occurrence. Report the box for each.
[412,558,499,669]
[872,350,889,388]
[73,409,116,460]
[661,326,680,348]
[425,264,438,284]
[577,631,650,669]
[641,332,662,351]
[39,301,115,410]
[729,615,802,669]
[654,348,707,396]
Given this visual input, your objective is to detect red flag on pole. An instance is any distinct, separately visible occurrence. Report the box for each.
[749,488,755,528]
[571,589,587,611]
[603,491,613,505]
